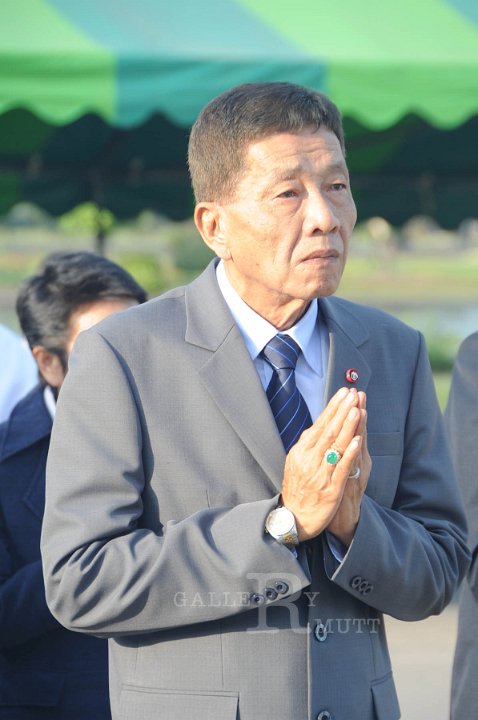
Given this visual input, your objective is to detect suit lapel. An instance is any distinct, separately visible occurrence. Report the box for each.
[0,386,52,521]
[184,266,373,491]
[0,386,51,461]
[185,262,285,492]
[319,297,372,401]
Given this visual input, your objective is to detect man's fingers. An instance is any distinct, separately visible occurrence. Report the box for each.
[302,388,359,448]
[343,435,363,463]
[323,405,361,465]
[318,388,357,427]
[357,391,367,437]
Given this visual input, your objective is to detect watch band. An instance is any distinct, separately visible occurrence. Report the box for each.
[278,529,300,546]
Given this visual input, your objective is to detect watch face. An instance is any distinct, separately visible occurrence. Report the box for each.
[268,508,295,535]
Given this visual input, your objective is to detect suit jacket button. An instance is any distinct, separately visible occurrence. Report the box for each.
[314,622,328,643]
[265,587,278,601]
[250,592,265,606]
[317,711,332,720]
[350,575,362,589]
[363,583,373,595]
[274,580,289,595]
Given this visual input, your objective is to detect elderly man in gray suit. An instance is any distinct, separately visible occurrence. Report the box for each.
[41,83,469,720]
[445,331,478,719]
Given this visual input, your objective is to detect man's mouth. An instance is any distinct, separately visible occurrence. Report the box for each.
[302,249,340,262]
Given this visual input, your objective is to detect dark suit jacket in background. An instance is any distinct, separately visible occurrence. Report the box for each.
[42,261,469,720]
[0,386,111,719]
[445,331,478,719]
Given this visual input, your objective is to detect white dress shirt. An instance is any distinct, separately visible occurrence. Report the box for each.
[43,385,56,420]
[215,260,329,420]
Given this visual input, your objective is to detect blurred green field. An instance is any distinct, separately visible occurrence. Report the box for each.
[1,228,477,300]
[340,250,478,304]
[433,372,452,412]
[0,224,475,412]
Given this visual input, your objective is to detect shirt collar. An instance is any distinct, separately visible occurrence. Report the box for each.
[215,260,321,373]
[43,385,56,420]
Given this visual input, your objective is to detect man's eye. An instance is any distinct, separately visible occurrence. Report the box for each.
[330,183,346,191]
[278,190,297,198]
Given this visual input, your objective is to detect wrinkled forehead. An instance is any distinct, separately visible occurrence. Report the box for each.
[242,127,348,178]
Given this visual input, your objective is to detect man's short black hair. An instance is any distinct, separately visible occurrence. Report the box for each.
[16,251,147,360]
[188,81,345,203]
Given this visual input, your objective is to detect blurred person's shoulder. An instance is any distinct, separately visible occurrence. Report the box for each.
[0,385,48,464]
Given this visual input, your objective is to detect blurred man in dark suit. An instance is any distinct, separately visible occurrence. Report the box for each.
[0,251,146,719]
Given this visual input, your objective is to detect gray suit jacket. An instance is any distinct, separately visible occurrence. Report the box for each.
[444,331,478,719]
[41,261,468,720]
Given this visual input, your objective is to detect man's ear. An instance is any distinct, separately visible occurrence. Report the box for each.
[194,202,231,260]
[31,346,65,389]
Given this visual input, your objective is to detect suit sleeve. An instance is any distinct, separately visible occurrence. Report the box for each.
[41,331,310,637]
[444,332,478,599]
[325,331,469,620]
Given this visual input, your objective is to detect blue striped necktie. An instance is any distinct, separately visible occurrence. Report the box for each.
[261,334,312,452]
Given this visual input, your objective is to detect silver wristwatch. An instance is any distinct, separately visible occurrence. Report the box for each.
[265,506,299,546]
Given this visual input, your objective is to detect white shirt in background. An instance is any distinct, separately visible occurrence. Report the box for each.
[0,324,38,423]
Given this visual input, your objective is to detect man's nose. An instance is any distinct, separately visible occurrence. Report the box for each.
[303,191,339,235]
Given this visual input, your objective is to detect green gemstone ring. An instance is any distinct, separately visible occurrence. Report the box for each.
[325,448,341,465]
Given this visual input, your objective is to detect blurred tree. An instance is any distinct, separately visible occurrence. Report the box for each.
[58,203,115,255]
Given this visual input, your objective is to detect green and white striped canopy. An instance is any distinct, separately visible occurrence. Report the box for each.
[3,0,478,128]
[1,0,478,225]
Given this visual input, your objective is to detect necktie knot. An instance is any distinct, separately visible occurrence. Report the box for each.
[262,334,301,372]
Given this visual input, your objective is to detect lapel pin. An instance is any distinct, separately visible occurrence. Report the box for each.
[345,368,359,384]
